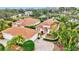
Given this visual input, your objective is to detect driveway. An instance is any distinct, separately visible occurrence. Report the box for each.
[35,38,54,51]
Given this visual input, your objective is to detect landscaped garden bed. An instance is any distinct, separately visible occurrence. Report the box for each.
[43,34,58,41]
[0,35,35,51]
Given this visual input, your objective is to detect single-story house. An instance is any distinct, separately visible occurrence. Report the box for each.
[36,19,59,34]
[2,27,38,41]
[69,18,79,23]
[10,15,18,19]
[12,18,40,27]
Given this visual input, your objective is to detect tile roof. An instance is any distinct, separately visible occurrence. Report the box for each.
[14,18,40,26]
[2,27,37,39]
[37,19,58,28]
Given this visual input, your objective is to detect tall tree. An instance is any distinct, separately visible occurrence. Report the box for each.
[0,19,9,31]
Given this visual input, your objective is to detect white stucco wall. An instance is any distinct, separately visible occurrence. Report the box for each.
[43,25,50,28]
[2,32,38,41]
[36,25,50,34]
[28,33,38,41]
[2,32,13,40]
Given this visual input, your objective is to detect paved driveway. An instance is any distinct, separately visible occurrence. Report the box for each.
[35,38,54,51]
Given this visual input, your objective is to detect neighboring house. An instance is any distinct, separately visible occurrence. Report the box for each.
[10,15,18,19]
[69,18,79,22]
[25,11,33,16]
[18,14,22,17]
[2,27,38,41]
[12,18,40,27]
[10,14,23,19]
[36,19,59,34]
[63,11,71,15]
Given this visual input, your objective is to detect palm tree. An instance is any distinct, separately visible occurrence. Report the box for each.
[52,22,79,51]
[58,15,70,23]
[12,35,25,45]
[66,22,79,29]
[6,35,25,51]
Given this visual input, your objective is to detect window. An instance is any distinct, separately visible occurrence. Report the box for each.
[44,27,48,33]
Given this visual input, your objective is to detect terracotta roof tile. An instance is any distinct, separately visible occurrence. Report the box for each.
[14,18,39,26]
[37,19,57,27]
[3,27,37,39]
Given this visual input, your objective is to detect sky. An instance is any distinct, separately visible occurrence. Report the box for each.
[0,0,78,7]
[0,7,48,9]
[0,7,60,10]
